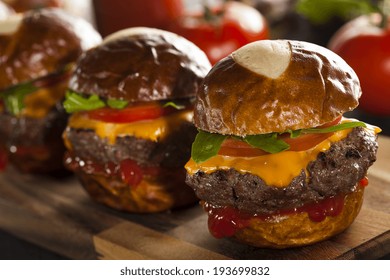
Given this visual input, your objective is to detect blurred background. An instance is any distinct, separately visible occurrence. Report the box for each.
[0,0,389,260]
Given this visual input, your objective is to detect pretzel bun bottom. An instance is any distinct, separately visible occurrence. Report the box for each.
[76,169,198,213]
[219,187,364,249]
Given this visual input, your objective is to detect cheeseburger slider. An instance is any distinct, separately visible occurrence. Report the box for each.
[185,40,380,248]
[0,8,101,173]
[63,27,211,213]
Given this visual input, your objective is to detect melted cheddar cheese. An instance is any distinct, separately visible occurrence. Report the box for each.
[23,84,66,118]
[185,119,380,187]
[0,78,67,119]
[65,109,193,147]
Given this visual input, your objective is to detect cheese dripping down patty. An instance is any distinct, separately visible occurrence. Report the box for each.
[185,118,380,187]
[63,109,193,150]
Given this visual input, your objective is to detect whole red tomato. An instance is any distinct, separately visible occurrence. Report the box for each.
[329,13,390,116]
[168,1,269,65]
[3,0,63,12]
[93,0,184,37]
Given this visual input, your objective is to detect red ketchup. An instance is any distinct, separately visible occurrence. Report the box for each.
[120,159,144,187]
[359,176,369,188]
[205,205,252,239]
[206,178,369,239]
[64,153,160,189]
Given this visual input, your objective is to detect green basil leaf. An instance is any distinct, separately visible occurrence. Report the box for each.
[191,130,227,164]
[1,82,38,115]
[287,129,302,138]
[163,101,185,110]
[107,99,129,109]
[300,121,366,134]
[244,133,290,154]
[63,90,105,113]
[190,121,366,162]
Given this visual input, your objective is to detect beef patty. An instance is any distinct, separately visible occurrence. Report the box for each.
[0,102,68,173]
[64,120,197,171]
[185,127,378,215]
[0,102,67,146]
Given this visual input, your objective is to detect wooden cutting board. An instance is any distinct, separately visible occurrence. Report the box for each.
[0,136,389,260]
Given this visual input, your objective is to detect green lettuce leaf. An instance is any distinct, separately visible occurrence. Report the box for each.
[107,99,129,109]
[191,121,367,163]
[0,82,38,115]
[63,90,131,113]
[191,130,227,164]
[163,101,185,110]
[64,90,194,114]
[63,90,106,113]
[290,121,366,137]
[286,129,302,138]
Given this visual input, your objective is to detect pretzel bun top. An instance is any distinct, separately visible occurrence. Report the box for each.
[194,40,361,136]
[0,8,101,89]
[69,27,211,102]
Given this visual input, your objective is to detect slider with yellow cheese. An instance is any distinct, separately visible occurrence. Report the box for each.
[62,27,211,213]
[0,8,101,173]
[185,40,381,248]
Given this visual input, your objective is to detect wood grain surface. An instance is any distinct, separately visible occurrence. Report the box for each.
[0,136,389,260]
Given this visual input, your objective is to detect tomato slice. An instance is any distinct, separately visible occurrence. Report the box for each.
[281,132,334,151]
[87,102,176,123]
[218,138,268,157]
[318,116,342,128]
[218,117,342,157]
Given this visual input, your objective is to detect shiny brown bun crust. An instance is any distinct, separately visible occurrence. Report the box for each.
[69,28,211,101]
[194,40,361,136]
[0,8,101,89]
[228,186,363,248]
